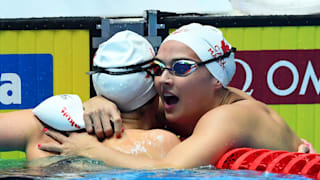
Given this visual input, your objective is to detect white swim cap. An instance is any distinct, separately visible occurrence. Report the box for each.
[32,94,85,131]
[92,30,157,112]
[163,23,236,87]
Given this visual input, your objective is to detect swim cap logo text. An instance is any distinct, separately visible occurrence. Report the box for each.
[61,107,81,129]
[0,73,21,105]
[208,45,223,58]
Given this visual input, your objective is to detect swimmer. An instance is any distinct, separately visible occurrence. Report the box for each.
[0,30,180,164]
[40,23,317,169]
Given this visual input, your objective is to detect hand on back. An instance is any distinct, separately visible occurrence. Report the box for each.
[83,96,123,140]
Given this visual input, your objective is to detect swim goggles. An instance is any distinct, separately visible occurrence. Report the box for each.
[148,47,236,77]
[86,60,154,75]
[86,47,236,77]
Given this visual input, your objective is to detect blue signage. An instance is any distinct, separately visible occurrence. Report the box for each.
[0,54,53,109]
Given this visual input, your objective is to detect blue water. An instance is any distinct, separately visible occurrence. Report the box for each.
[0,158,311,180]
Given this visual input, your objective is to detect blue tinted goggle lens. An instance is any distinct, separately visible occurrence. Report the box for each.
[150,60,196,76]
[173,60,196,75]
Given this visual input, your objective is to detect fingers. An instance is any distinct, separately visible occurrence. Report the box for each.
[84,109,114,140]
[44,128,68,144]
[106,106,122,138]
[38,143,63,153]
[298,144,310,153]
[84,111,94,133]
[82,96,123,139]
[112,115,123,138]
[91,111,106,140]
[301,138,317,154]
[100,110,114,137]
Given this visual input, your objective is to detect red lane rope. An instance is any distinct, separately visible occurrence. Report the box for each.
[215,148,320,179]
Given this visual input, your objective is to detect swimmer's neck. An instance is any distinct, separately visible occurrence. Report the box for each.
[121,112,154,130]
[226,87,255,101]
[121,95,160,130]
[213,87,250,107]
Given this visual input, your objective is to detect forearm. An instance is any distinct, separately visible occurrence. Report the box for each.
[0,110,38,151]
[82,144,172,169]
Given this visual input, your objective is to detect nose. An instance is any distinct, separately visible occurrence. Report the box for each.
[157,69,173,86]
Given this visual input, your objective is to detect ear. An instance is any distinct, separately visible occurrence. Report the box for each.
[214,79,223,89]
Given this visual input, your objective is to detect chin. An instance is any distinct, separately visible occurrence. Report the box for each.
[165,113,181,124]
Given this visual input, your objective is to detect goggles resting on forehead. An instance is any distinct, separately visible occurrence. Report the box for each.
[148,47,236,77]
[86,59,154,76]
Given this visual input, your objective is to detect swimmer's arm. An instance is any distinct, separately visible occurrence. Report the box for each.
[95,108,242,168]
[159,107,246,168]
[40,106,243,169]
[0,109,41,151]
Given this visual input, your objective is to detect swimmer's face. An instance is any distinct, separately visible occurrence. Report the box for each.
[154,40,219,136]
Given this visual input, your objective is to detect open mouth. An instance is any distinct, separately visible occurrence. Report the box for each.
[163,93,179,105]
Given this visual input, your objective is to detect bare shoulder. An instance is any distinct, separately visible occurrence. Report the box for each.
[194,98,300,151]
[208,99,264,117]
[196,99,270,133]
[233,99,270,112]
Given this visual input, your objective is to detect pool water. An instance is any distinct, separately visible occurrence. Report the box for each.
[0,157,312,180]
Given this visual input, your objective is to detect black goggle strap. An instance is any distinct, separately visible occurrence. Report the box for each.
[86,59,155,75]
[197,47,236,67]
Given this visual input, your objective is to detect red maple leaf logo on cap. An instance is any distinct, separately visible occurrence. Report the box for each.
[221,40,230,54]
